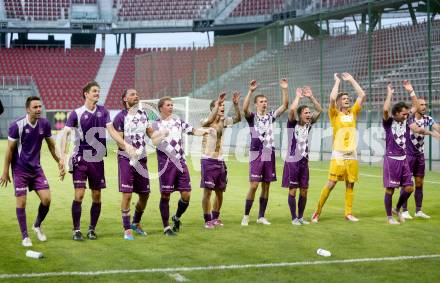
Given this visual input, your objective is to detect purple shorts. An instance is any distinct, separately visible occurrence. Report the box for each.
[282,157,309,189]
[12,167,49,197]
[200,158,227,191]
[383,156,414,188]
[249,149,277,183]
[118,157,150,194]
[71,156,106,189]
[158,159,191,193]
[407,154,425,177]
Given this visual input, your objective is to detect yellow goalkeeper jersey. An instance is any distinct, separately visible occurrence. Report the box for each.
[329,100,361,153]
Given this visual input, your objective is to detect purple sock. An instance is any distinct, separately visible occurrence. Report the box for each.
[122,209,131,230]
[159,198,170,228]
[384,193,393,217]
[176,199,189,218]
[71,200,82,230]
[16,208,28,239]
[415,187,423,212]
[212,210,220,220]
[397,190,412,211]
[288,194,297,220]
[244,199,253,215]
[258,197,268,218]
[132,209,144,224]
[203,213,212,223]
[400,189,408,212]
[89,202,101,230]
[34,203,50,228]
[298,195,307,219]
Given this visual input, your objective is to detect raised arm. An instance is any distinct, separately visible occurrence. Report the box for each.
[409,123,440,139]
[303,86,322,123]
[383,83,394,120]
[0,140,17,187]
[288,87,302,122]
[329,73,341,109]
[275,78,289,116]
[243,80,258,118]
[231,91,242,124]
[201,92,226,127]
[342,72,366,107]
[402,80,419,112]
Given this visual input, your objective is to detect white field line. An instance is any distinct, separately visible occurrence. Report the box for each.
[0,254,439,279]
[168,273,190,282]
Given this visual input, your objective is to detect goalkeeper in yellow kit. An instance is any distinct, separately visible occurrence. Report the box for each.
[311,73,366,223]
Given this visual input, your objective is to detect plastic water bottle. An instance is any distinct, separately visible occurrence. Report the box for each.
[26,250,43,259]
[316,248,331,257]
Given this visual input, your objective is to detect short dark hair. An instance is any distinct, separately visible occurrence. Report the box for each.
[392,102,409,116]
[158,96,172,112]
[254,94,267,104]
[297,105,309,118]
[82,81,100,99]
[336,92,349,101]
[25,96,41,108]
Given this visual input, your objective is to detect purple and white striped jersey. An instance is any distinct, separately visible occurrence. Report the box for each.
[406,114,435,156]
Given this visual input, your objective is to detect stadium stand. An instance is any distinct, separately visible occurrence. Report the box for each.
[0,48,104,109]
[115,0,215,21]
[230,0,283,17]
[5,0,70,21]
[105,42,265,108]
[190,21,440,107]
[105,48,149,109]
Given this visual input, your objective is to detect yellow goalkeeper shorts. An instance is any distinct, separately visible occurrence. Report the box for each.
[328,159,359,183]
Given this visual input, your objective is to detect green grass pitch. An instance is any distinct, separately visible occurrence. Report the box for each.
[0,140,439,282]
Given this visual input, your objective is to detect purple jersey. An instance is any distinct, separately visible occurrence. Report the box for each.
[285,119,312,161]
[8,116,52,172]
[65,105,111,160]
[383,117,408,157]
[152,116,194,162]
[113,109,151,160]
[406,114,435,156]
[245,111,279,152]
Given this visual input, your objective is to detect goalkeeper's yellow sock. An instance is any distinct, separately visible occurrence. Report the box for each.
[345,187,354,216]
[316,186,331,215]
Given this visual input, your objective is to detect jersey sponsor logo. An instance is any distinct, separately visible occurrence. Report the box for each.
[340,115,353,123]
[84,115,89,119]
[97,111,102,118]
[25,129,30,134]
[15,187,28,191]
